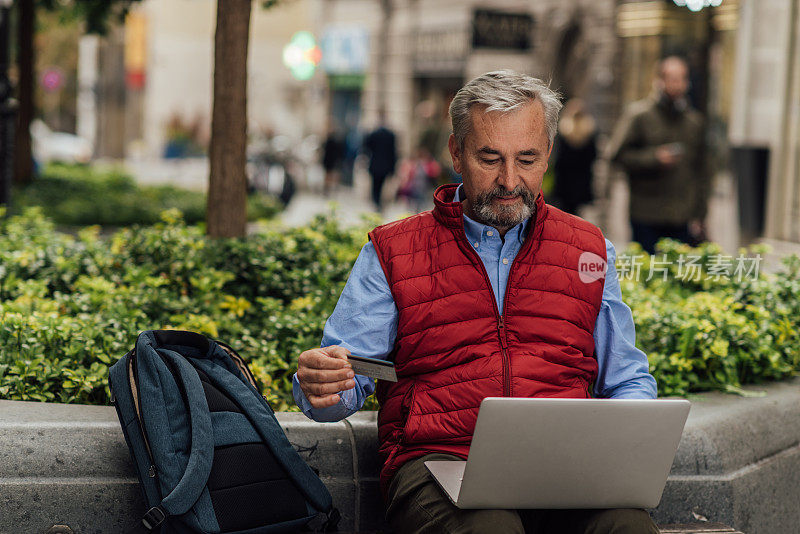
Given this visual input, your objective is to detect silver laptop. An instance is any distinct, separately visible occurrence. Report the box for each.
[425,397,690,509]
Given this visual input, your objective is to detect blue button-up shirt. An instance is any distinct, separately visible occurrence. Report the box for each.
[293,187,657,421]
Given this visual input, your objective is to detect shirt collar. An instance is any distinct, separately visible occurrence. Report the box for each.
[453,184,529,246]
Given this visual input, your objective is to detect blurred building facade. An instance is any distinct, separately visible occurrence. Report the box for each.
[323,0,800,250]
[315,1,745,187]
[316,0,622,160]
[68,0,800,246]
[79,0,327,160]
[734,0,800,244]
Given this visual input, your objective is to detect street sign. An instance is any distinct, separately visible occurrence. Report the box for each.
[472,9,534,51]
[320,26,368,75]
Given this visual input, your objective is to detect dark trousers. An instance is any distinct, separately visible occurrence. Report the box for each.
[386,454,660,534]
[371,172,389,209]
[630,220,691,255]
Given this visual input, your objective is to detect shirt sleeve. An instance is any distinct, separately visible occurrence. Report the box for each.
[593,240,658,399]
[292,240,398,421]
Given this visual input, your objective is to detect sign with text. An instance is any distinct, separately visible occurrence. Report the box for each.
[472,9,534,51]
[413,27,469,75]
[321,26,369,75]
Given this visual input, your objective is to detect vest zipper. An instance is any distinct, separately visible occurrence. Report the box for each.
[497,318,511,397]
[454,212,539,399]
[456,231,523,399]
[499,247,524,398]
[464,251,510,397]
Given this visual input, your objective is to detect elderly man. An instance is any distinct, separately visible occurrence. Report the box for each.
[606,55,711,254]
[294,71,658,534]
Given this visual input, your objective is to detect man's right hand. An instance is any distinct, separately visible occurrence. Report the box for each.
[296,345,356,409]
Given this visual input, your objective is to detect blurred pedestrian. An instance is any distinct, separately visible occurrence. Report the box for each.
[363,110,398,210]
[397,146,441,212]
[342,127,360,187]
[606,56,711,254]
[322,125,345,196]
[552,99,598,216]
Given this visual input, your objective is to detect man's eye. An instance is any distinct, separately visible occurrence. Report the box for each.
[482,158,500,164]
[519,160,535,165]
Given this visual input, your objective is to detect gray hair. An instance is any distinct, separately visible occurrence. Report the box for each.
[449,70,562,149]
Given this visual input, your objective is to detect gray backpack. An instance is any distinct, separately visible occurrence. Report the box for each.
[109,330,339,533]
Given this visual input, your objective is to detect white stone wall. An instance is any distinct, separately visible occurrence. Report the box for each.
[729,0,794,147]
[762,0,800,240]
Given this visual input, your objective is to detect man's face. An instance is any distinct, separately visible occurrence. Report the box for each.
[448,101,551,232]
[659,59,689,101]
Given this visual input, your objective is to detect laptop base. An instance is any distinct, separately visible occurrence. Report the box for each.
[425,460,465,505]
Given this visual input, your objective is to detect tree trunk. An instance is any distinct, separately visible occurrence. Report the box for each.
[376,0,391,113]
[207,0,251,238]
[13,0,34,185]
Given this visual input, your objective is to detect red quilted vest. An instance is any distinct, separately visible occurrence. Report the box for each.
[368,184,607,494]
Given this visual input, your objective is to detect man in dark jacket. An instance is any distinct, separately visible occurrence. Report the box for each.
[363,111,398,210]
[606,56,711,254]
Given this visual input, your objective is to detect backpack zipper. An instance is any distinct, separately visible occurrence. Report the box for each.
[216,339,274,412]
[128,351,159,482]
[216,340,259,389]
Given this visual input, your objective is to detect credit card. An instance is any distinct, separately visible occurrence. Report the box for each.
[347,354,397,382]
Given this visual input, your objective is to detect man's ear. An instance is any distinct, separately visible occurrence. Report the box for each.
[448,134,463,175]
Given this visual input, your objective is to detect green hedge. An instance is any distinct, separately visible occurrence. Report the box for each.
[0,209,798,410]
[617,240,800,396]
[13,163,282,226]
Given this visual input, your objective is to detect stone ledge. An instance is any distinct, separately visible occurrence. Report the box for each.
[653,378,800,533]
[1,377,798,533]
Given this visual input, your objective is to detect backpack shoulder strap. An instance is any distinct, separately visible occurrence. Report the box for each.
[133,348,215,531]
[157,350,214,516]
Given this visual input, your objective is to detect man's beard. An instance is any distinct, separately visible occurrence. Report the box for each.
[472,185,536,229]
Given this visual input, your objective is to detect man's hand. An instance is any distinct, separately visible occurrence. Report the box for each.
[655,143,683,167]
[296,346,356,409]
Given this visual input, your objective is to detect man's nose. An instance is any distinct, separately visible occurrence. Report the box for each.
[497,160,521,191]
